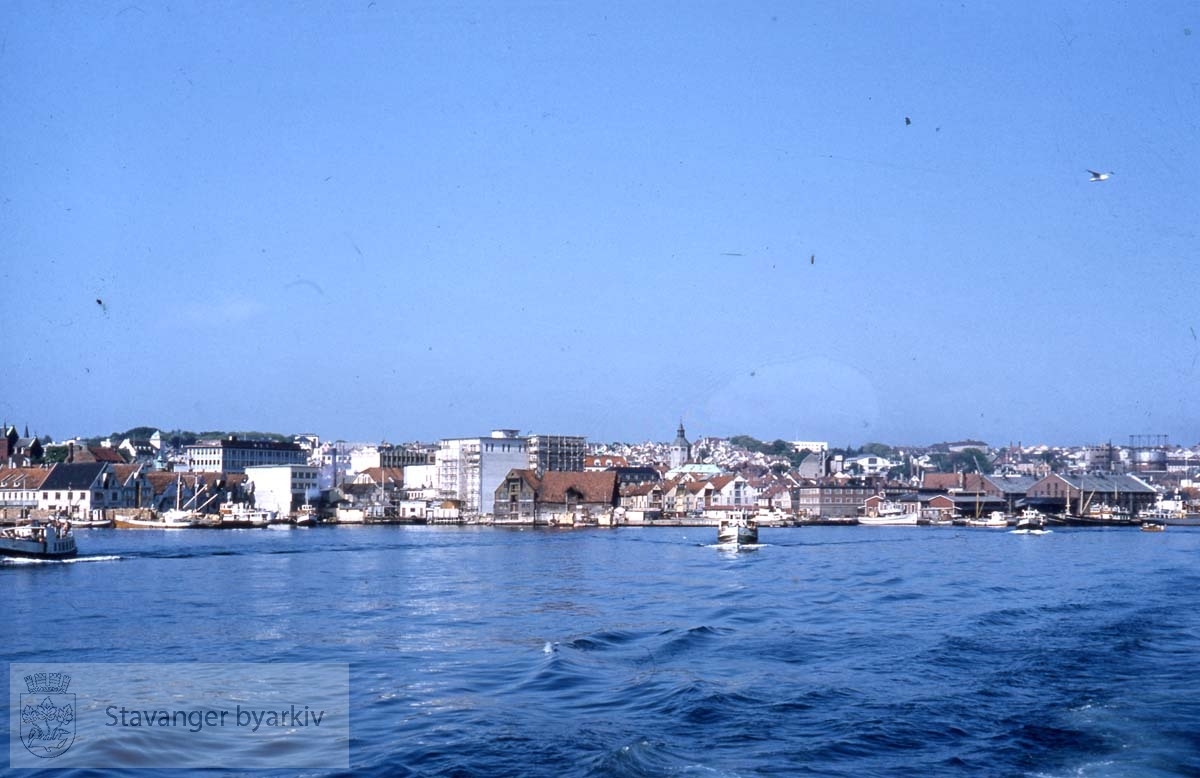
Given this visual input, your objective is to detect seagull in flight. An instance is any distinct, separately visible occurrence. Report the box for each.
[1088,170,1113,182]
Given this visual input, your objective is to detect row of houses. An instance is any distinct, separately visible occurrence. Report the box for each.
[0,463,257,520]
[477,468,1164,525]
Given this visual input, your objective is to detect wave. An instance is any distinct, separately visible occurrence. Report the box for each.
[585,737,742,778]
[0,554,121,566]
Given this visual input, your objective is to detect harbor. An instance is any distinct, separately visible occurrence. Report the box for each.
[6,523,1200,776]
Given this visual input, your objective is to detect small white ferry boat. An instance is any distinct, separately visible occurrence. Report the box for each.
[717,512,758,545]
[0,521,77,560]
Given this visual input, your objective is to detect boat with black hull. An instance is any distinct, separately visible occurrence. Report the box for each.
[0,521,77,560]
[1139,496,1200,527]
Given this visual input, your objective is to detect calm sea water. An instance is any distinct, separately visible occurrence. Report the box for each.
[4,524,1200,777]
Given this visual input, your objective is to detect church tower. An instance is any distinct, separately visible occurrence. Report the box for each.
[669,421,692,470]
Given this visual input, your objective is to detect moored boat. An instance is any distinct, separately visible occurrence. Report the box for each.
[114,509,198,529]
[858,503,919,526]
[717,512,758,545]
[966,511,1010,528]
[1069,503,1138,527]
[72,516,113,528]
[294,503,318,525]
[0,521,77,559]
[1139,496,1200,526]
[204,501,274,528]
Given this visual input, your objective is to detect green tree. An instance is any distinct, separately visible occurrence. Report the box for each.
[948,448,993,474]
[43,445,70,464]
[861,442,896,458]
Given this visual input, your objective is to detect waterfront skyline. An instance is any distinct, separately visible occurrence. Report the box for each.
[3,3,1197,447]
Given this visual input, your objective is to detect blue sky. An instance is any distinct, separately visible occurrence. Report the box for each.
[2,2,1197,448]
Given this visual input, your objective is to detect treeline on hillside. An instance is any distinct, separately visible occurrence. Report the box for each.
[87,428,294,447]
[727,435,809,468]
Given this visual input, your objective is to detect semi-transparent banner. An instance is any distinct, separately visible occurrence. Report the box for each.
[10,663,349,769]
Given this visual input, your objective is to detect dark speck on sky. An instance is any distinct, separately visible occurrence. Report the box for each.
[3,3,1196,445]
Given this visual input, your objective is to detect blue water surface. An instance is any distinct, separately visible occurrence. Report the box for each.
[4,524,1200,776]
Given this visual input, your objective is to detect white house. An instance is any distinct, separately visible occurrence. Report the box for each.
[244,464,320,516]
[0,463,147,517]
[709,474,757,509]
[402,463,438,501]
[843,454,895,475]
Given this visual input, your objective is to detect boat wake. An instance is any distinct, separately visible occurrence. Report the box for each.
[1,554,122,566]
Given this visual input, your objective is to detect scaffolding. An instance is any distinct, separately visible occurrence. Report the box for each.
[1129,434,1170,474]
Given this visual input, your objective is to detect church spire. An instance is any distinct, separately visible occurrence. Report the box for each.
[670,420,692,469]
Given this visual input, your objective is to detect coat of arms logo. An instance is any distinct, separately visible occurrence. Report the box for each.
[20,672,75,758]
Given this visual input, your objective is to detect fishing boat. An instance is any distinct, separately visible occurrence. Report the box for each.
[1014,508,1046,531]
[294,503,318,525]
[64,509,113,528]
[1139,496,1200,526]
[1073,503,1137,526]
[717,512,758,545]
[0,521,77,560]
[72,516,113,528]
[206,501,274,528]
[858,503,919,526]
[118,474,215,528]
[966,511,1010,528]
[114,509,198,529]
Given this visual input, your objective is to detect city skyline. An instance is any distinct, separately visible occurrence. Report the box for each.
[4,417,1192,456]
[3,3,1197,447]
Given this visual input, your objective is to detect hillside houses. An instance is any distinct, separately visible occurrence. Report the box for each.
[2,420,1198,524]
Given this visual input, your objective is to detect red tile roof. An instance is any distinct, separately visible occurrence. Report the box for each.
[360,467,405,486]
[507,470,619,504]
[0,466,52,490]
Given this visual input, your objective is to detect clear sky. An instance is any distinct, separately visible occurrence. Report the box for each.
[2,2,1197,448]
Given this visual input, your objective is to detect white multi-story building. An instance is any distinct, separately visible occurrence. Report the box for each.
[436,430,529,516]
[244,464,320,516]
[186,437,307,474]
